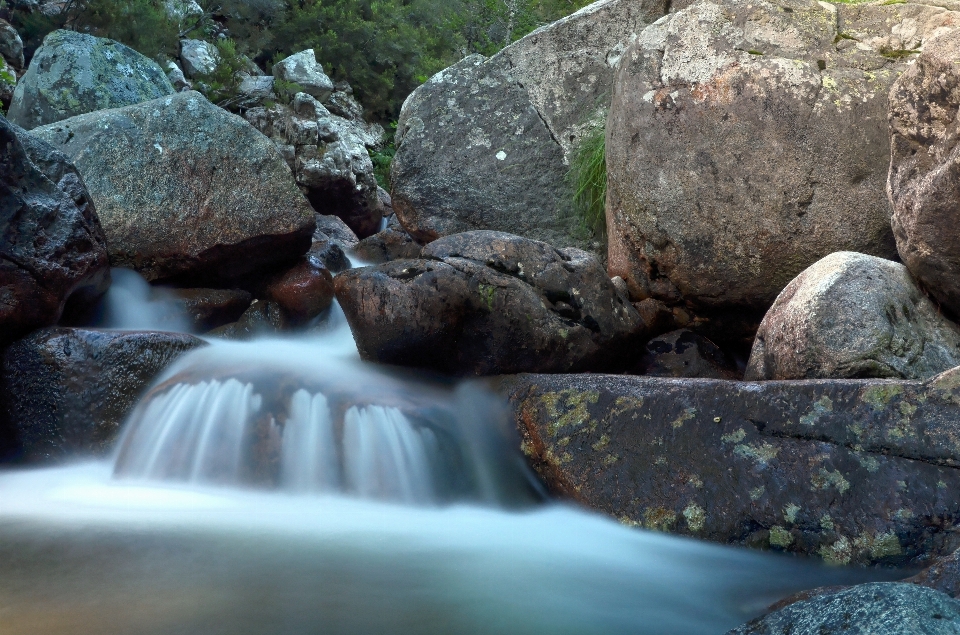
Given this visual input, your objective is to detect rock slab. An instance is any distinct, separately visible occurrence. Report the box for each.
[335,231,644,375]
[32,91,316,284]
[889,32,960,318]
[746,252,960,381]
[8,30,175,130]
[0,328,205,462]
[505,368,960,565]
[0,115,109,345]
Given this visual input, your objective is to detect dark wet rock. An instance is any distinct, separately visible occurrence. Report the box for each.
[314,213,359,250]
[390,0,666,251]
[353,227,422,264]
[605,0,959,308]
[207,299,290,340]
[169,288,252,332]
[0,19,24,70]
[907,549,960,599]
[503,367,960,565]
[889,32,960,317]
[637,329,739,379]
[0,327,205,462]
[335,231,644,375]
[746,252,960,381]
[32,91,315,284]
[632,297,676,335]
[7,30,174,129]
[307,239,351,273]
[727,582,960,634]
[262,258,334,323]
[0,115,110,345]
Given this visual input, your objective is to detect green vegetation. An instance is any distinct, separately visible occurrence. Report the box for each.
[370,122,398,188]
[568,120,607,238]
[879,46,919,59]
[8,0,594,122]
[193,39,248,106]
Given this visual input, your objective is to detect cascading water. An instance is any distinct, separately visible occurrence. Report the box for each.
[0,274,897,634]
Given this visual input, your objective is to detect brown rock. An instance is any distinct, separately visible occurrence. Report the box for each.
[889,32,960,317]
[353,227,422,264]
[169,288,252,332]
[637,329,739,379]
[263,258,334,323]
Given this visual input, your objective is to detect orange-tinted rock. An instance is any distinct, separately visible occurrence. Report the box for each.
[265,259,334,323]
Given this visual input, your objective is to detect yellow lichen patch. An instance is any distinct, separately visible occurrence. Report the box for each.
[855,531,902,560]
[619,516,641,528]
[721,428,747,444]
[541,389,600,436]
[608,396,645,420]
[820,514,834,531]
[799,395,833,426]
[769,526,794,548]
[556,436,571,447]
[811,468,850,494]
[591,434,609,452]
[856,454,880,473]
[819,536,852,565]
[643,507,678,532]
[862,384,903,410]
[683,503,706,532]
[602,453,619,467]
[784,503,801,524]
[750,486,766,500]
[895,508,914,520]
[672,407,697,429]
[734,442,780,465]
[899,401,917,419]
[688,475,704,489]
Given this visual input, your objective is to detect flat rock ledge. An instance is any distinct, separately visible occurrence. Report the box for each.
[503,368,960,566]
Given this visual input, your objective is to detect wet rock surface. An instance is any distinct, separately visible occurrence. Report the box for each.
[637,329,739,379]
[353,227,422,264]
[390,0,666,251]
[8,30,174,129]
[908,548,960,598]
[260,258,335,323]
[0,115,110,345]
[32,91,316,284]
[746,252,960,381]
[0,328,205,462]
[605,0,959,309]
[889,32,960,318]
[727,582,960,634]
[504,368,960,565]
[169,288,252,332]
[335,231,644,375]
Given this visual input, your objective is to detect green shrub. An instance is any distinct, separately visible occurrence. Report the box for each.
[194,38,248,107]
[272,77,303,105]
[370,124,397,189]
[568,121,607,238]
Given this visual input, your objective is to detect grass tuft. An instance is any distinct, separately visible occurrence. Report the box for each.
[568,122,607,238]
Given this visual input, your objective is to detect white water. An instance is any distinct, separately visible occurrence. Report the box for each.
[0,286,897,633]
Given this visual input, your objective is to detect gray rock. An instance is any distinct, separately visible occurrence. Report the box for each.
[0,114,110,345]
[606,0,959,309]
[238,74,274,104]
[335,231,645,375]
[637,329,739,379]
[179,38,218,78]
[0,328,205,462]
[0,19,24,70]
[727,583,960,634]
[244,95,383,238]
[164,0,203,23]
[889,32,960,318]
[353,227,421,264]
[168,288,252,332]
[272,49,333,102]
[7,30,175,130]
[164,60,191,92]
[503,367,960,565]
[390,0,667,251]
[314,213,359,250]
[32,91,316,284]
[746,252,960,381]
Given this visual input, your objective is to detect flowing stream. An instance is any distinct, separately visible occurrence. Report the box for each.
[0,272,895,635]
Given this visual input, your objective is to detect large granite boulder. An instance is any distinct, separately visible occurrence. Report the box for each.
[727,583,960,634]
[0,19,24,70]
[0,115,110,345]
[272,49,334,102]
[32,91,316,284]
[504,367,960,565]
[179,38,218,78]
[889,32,960,318]
[606,0,960,310]
[746,252,960,381]
[390,0,667,252]
[245,92,384,239]
[335,231,644,375]
[7,30,175,130]
[0,328,205,463]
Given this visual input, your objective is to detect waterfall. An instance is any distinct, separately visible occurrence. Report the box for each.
[111,339,542,507]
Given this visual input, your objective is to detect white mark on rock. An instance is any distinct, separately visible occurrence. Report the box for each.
[496,150,507,161]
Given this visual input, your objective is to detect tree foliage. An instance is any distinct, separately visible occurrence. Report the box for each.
[7,0,594,121]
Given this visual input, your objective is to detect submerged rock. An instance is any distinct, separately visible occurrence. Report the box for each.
[727,583,960,634]
[390,0,666,251]
[0,328,204,462]
[605,0,959,308]
[7,30,174,129]
[0,115,110,345]
[169,288,252,332]
[504,368,960,565]
[746,252,960,381]
[889,32,960,318]
[32,91,316,284]
[335,231,644,375]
